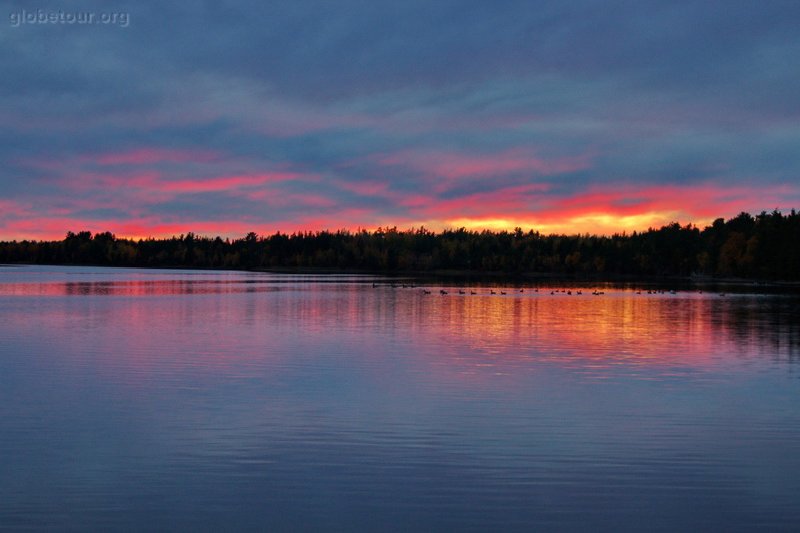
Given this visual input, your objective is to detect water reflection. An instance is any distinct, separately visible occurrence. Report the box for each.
[1,268,798,380]
[1,266,799,531]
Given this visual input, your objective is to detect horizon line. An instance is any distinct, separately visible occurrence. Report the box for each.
[4,209,795,243]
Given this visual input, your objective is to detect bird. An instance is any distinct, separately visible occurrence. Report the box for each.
[440,289,448,295]
[458,289,466,295]
[500,291,507,295]
[422,289,431,295]
[519,289,524,293]
[490,290,497,295]
[470,290,477,295]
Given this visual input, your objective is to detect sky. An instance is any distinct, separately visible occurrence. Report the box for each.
[1,0,799,240]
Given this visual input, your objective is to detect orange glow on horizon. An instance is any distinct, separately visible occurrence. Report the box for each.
[0,180,796,241]
[0,212,753,241]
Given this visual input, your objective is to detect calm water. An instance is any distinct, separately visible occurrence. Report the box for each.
[1,265,799,531]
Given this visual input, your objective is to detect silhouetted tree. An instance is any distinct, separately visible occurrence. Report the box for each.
[1,210,798,280]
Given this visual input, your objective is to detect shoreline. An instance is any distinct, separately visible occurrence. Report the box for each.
[3,262,800,289]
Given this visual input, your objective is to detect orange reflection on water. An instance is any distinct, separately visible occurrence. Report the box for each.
[1,277,795,389]
[377,289,787,384]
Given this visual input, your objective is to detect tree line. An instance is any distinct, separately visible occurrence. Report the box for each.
[1,210,798,280]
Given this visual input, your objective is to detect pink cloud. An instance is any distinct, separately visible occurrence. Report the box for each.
[0,215,271,241]
[0,199,31,219]
[376,148,591,182]
[3,159,798,241]
[36,169,308,203]
[542,183,796,223]
[158,173,304,194]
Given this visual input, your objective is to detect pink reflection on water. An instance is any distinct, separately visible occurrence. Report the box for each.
[1,276,793,389]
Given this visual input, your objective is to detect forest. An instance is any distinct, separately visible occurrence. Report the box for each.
[1,210,798,280]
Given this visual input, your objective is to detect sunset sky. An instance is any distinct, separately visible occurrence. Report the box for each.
[2,0,799,240]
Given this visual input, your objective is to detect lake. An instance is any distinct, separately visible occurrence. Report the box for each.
[1,265,799,531]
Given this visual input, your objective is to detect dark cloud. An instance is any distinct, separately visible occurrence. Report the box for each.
[1,0,798,237]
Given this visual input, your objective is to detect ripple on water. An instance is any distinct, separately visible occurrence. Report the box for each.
[1,266,799,530]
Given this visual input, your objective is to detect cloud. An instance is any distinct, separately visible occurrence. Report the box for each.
[1,0,799,239]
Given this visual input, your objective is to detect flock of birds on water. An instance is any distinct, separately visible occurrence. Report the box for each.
[371,283,728,297]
